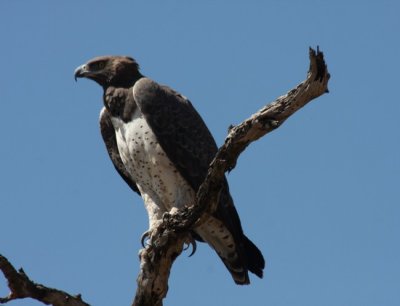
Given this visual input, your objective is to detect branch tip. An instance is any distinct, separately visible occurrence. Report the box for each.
[2,47,331,306]
[132,47,330,306]
[0,253,90,306]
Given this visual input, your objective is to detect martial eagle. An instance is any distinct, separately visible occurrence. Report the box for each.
[74,56,265,284]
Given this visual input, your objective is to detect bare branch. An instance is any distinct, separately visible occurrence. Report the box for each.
[132,47,330,306]
[0,254,90,306]
[132,229,187,306]
[1,48,330,306]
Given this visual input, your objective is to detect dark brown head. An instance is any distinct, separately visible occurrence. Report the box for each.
[74,56,142,88]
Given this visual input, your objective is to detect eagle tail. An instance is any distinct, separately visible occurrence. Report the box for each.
[195,215,264,285]
[243,234,265,279]
[222,257,250,285]
[221,235,265,285]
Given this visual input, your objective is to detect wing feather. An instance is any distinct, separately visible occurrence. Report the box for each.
[133,78,265,282]
[133,78,216,191]
[99,107,141,195]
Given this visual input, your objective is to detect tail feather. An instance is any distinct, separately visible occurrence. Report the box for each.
[243,235,265,278]
[220,257,250,285]
[195,215,265,285]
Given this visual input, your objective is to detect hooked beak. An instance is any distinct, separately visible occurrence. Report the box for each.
[74,64,88,81]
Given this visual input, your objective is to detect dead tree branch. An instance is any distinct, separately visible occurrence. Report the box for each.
[0,254,90,306]
[1,47,330,306]
[132,47,330,306]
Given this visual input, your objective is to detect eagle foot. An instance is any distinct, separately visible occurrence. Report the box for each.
[140,220,166,248]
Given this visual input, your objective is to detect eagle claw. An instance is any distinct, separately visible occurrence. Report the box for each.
[140,230,151,247]
[184,234,197,257]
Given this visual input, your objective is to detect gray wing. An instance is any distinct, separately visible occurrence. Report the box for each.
[99,107,141,195]
[133,78,264,283]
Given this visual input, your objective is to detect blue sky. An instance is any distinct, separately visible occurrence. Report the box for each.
[1,1,399,306]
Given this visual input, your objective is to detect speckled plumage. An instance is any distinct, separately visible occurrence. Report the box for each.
[75,56,265,284]
[110,105,195,229]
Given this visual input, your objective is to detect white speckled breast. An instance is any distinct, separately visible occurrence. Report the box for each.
[109,103,238,265]
[110,108,195,219]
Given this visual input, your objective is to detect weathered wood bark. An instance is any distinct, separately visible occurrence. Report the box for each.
[0,254,90,306]
[131,47,330,306]
[1,47,330,306]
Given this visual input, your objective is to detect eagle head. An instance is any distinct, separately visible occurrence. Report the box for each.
[74,56,141,88]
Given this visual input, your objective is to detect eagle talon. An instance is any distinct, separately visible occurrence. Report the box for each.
[140,230,151,247]
[184,234,197,257]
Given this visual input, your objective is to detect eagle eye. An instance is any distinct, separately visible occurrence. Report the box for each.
[97,61,105,69]
[90,61,106,71]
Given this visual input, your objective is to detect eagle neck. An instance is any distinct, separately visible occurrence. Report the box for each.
[103,86,137,123]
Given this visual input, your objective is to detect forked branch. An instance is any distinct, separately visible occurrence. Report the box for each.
[0,254,90,306]
[1,47,330,306]
[132,47,330,306]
